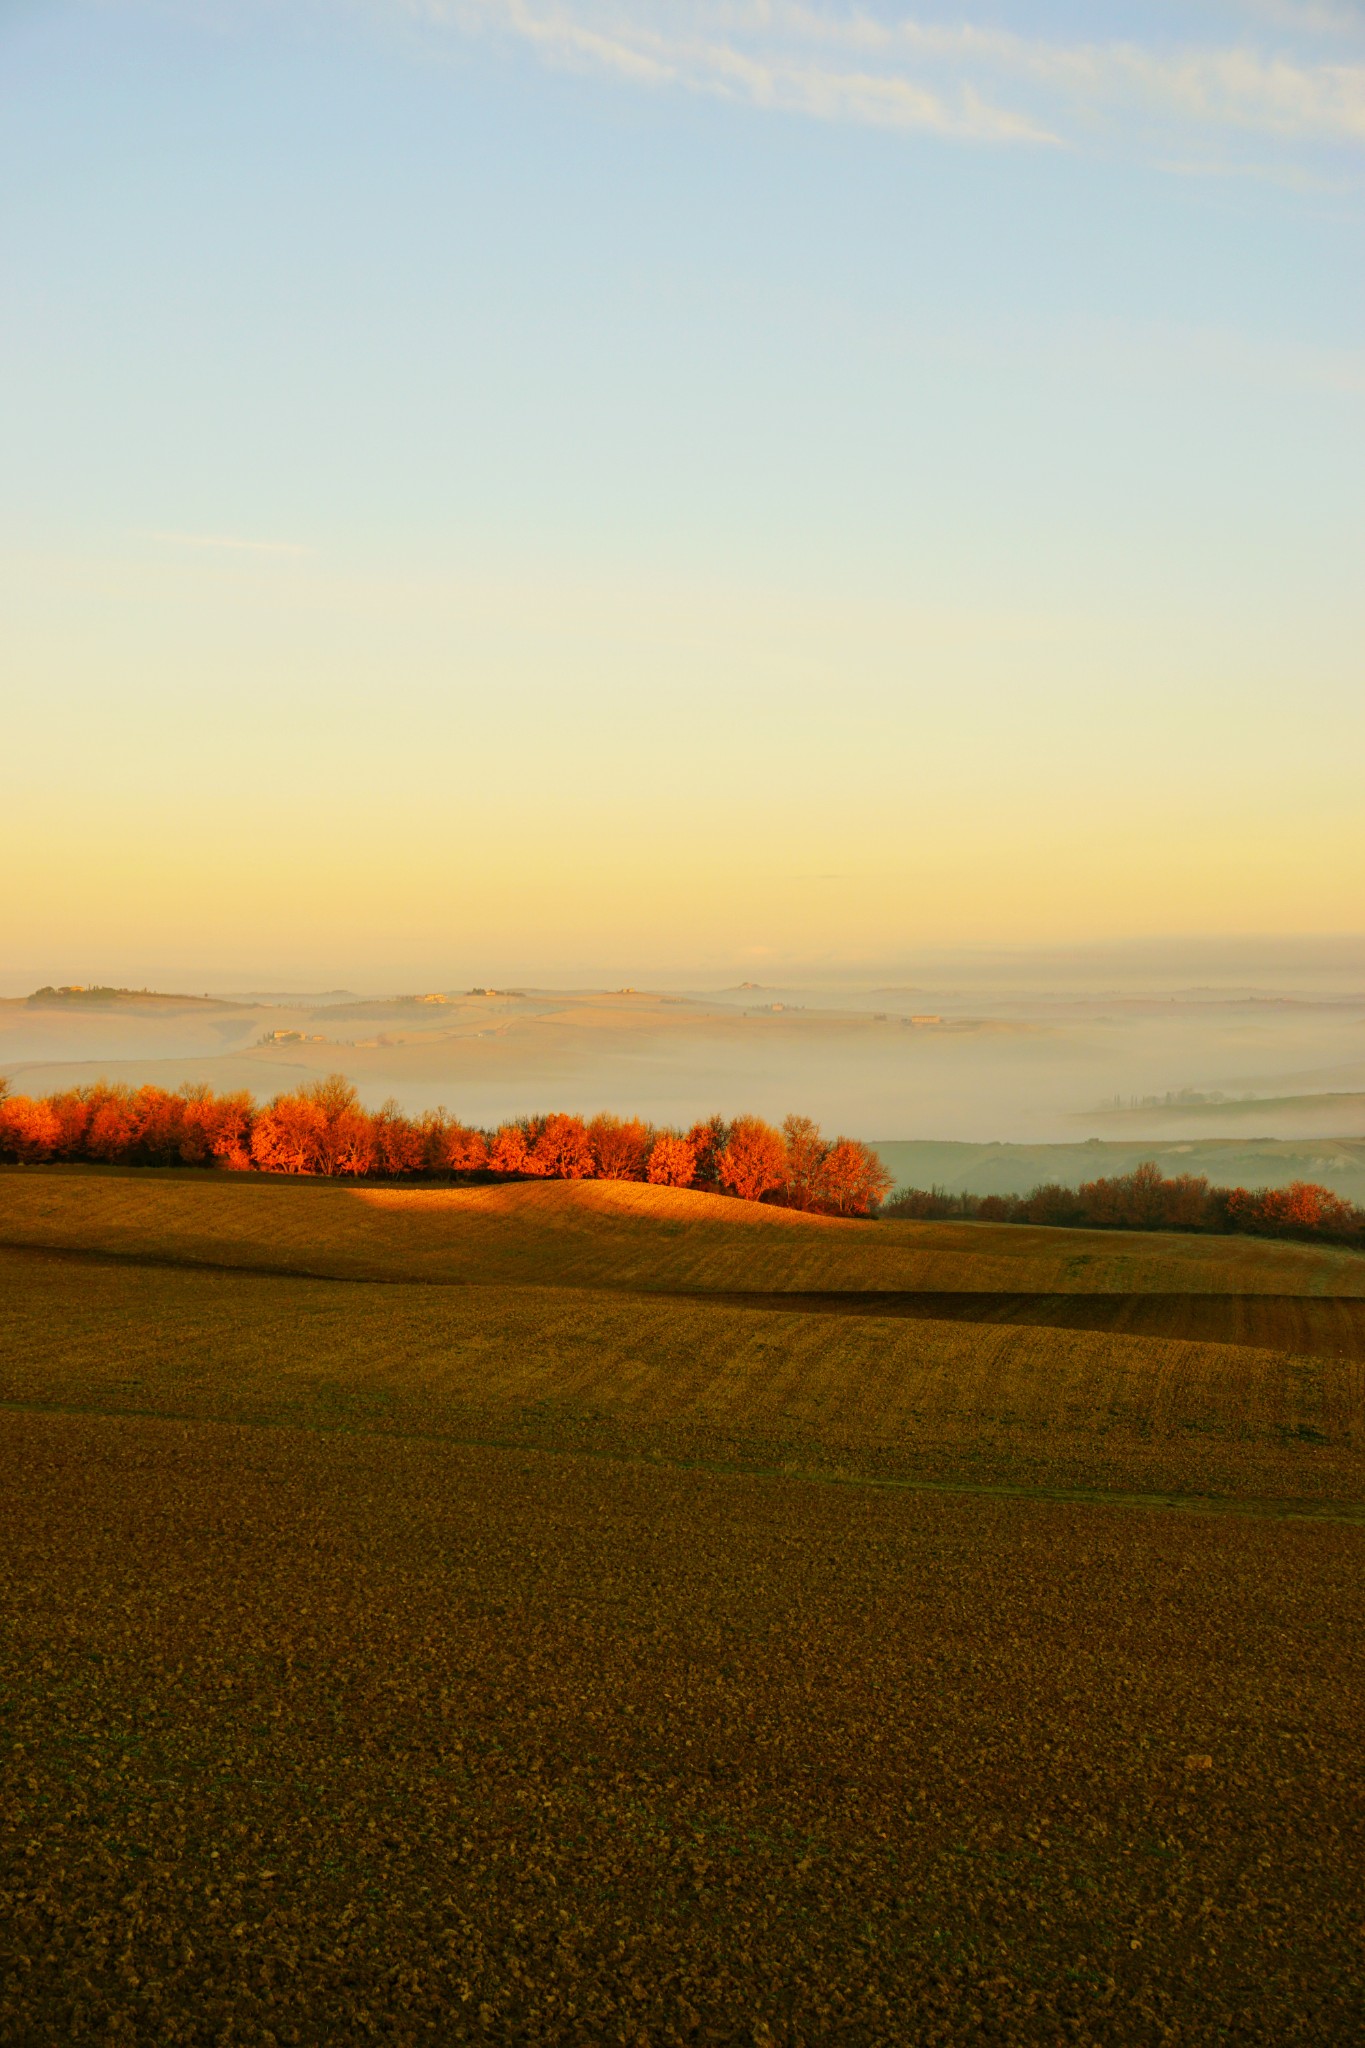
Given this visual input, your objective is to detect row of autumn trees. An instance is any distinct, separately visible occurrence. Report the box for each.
[885,1161,1365,1249]
[0,1076,894,1216]
[4,1075,1359,1245]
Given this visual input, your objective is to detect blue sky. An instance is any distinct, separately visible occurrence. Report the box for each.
[2,1,1362,983]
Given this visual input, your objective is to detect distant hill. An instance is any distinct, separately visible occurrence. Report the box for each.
[25,986,243,1008]
[1073,1091,1365,1141]
[872,1136,1365,1209]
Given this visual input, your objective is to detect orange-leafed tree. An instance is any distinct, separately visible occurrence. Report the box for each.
[489,1121,531,1175]
[299,1076,369,1177]
[420,1110,489,1176]
[251,1075,376,1177]
[251,1089,329,1174]
[437,1118,490,1174]
[45,1090,92,1158]
[1230,1180,1359,1241]
[781,1114,829,1211]
[200,1089,255,1171]
[527,1112,595,1180]
[419,1109,447,1175]
[646,1133,696,1187]
[330,1109,375,1176]
[174,1083,216,1165]
[717,1116,788,1203]
[819,1137,893,1216]
[83,1085,142,1164]
[0,1095,62,1162]
[588,1114,651,1181]
[684,1116,730,1191]
[172,1084,254,1170]
[1078,1161,1212,1233]
[370,1100,422,1177]
[134,1085,197,1165]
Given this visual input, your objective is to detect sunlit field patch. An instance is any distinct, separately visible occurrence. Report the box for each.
[5,1163,1365,1293]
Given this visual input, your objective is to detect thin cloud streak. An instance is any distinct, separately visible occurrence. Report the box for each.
[433,0,1055,139]
[405,1,1365,158]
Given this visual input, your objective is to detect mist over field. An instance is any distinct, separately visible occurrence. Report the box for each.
[6,939,1364,1196]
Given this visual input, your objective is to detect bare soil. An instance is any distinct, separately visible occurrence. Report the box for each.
[2,1176,1363,2043]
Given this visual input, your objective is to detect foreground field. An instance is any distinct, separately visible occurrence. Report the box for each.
[3,1170,1363,2042]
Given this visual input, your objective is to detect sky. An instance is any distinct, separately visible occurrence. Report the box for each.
[2,0,1362,988]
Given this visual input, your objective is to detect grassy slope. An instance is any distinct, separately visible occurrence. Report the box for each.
[4,1162,1364,1294]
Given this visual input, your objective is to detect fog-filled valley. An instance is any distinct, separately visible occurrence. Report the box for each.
[6,949,1364,1199]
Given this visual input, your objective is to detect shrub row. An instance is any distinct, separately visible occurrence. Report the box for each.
[0,1077,892,1216]
[883,1160,1365,1249]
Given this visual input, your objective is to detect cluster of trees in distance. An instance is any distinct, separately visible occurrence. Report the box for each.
[3,1077,1361,1246]
[884,1160,1365,1249]
[0,1075,892,1216]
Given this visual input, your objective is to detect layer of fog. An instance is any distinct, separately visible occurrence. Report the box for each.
[4,965,1364,1145]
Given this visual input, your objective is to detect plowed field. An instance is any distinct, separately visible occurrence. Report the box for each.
[2,1169,1363,2044]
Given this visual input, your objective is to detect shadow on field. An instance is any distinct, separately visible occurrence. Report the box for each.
[696,1289,1365,1358]
[8,1237,1365,1360]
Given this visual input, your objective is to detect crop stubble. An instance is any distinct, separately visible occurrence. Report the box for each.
[4,1246,1363,1507]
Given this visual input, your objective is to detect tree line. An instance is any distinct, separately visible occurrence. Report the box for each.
[883,1160,1365,1249]
[3,1076,1359,1246]
[0,1076,892,1216]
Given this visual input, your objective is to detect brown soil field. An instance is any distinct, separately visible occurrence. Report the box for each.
[2,1171,1364,2043]
[5,1246,1365,1507]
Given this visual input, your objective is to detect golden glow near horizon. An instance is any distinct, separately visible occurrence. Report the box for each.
[2,2,1361,984]
[5,538,1360,980]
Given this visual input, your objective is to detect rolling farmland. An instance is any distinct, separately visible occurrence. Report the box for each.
[3,1167,1363,2042]
[6,1162,1365,1294]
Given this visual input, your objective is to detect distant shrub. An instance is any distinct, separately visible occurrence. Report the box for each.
[883,1163,1365,1252]
[1021,1182,1089,1228]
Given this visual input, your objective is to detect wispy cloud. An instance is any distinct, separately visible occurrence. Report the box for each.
[142,530,317,558]
[400,1,1365,164]
[413,0,1056,139]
